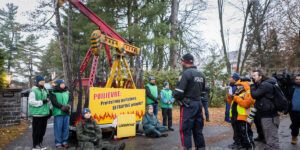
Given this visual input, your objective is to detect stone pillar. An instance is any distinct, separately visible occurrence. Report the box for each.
[0,88,22,127]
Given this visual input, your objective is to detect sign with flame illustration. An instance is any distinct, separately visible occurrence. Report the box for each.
[89,88,145,124]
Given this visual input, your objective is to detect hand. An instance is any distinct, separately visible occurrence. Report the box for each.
[61,105,70,113]
[154,99,159,104]
[42,99,49,104]
[90,138,98,144]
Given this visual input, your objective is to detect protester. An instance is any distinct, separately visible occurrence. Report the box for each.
[174,53,206,149]
[227,79,255,149]
[160,81,175,131]
[76,108,126,150]
[29,75,50,150]
[145,76,159,116]
[49,79,71,149]
[226,73,240,148]
[142,105,168,137]
[201,86,210,122]
[251,69,280,150]
[289,74,300,145]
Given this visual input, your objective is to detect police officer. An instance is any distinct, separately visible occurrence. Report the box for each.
[174,53,206,150]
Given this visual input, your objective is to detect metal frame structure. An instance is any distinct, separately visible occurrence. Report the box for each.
[61,0,140,89]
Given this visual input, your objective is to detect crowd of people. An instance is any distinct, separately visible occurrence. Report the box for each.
[28,53,300,150]
[225,70,300,150]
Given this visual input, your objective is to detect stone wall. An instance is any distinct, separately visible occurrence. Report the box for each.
[0,89,22,127]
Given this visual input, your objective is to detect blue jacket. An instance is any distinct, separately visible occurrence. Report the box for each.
[291,85,300,112]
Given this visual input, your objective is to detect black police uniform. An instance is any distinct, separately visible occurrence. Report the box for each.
[174,66,206,149]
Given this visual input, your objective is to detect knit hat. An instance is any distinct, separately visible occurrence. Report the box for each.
[55,79,65,86]
[148,76,156,81]
[181,53,194,64]
[35,75,45,84]
[82,108,91,116]
[231,73,240,81]
[163,81,169,87]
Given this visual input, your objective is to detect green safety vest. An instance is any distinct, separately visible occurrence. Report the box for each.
[146,83,158,105]
[52,91,70,116]
[29,86,50,116]
[160,89,173,108]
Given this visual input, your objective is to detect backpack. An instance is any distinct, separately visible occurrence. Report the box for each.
[271,83,289,113]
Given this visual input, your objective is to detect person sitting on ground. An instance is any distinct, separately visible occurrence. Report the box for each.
[76,108,126,150]
[142,105,168,138]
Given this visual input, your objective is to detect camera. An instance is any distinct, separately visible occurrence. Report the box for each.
[247,107,257,124]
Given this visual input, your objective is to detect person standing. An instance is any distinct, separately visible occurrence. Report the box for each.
[228,80,255,149]
[29,75,50,150]
[251,69,280,150]
[290,74,300,145]
[160,81,175,131]
[49,79,71,149]
[145,76,159,116]
[174,53,206,149]
[226,73,241,149]
[201,86,210,122]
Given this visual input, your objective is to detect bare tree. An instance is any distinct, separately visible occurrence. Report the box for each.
[169,0,179,69]
[218,0,231,74]
[236,0,253,73]
[54,1,72,89]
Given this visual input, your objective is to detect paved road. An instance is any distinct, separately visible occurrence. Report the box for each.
[3,116,300,150]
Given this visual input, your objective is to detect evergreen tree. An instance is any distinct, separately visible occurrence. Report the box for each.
[0,3,22,73]
[0,48,5,89]
[16,35,43,87]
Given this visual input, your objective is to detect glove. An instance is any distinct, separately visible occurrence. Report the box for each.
[234,86,244,95]
[154,99,159,104]
[42,99,49,104]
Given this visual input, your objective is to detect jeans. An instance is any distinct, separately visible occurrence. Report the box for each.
[54,115,70,146]
[202,100,209,120]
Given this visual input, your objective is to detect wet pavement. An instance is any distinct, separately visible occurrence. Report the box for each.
[3,116,300,150]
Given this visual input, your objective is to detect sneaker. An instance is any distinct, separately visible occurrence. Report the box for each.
[168,127,174,131]
[32,147,41,150]
[38,144,47,150]
[291,136,297,145]
[118,142,126,150]
[55,145,64,150]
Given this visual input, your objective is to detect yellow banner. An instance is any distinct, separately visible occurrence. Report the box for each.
[89,88,145,124]
[117,114,136,138]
